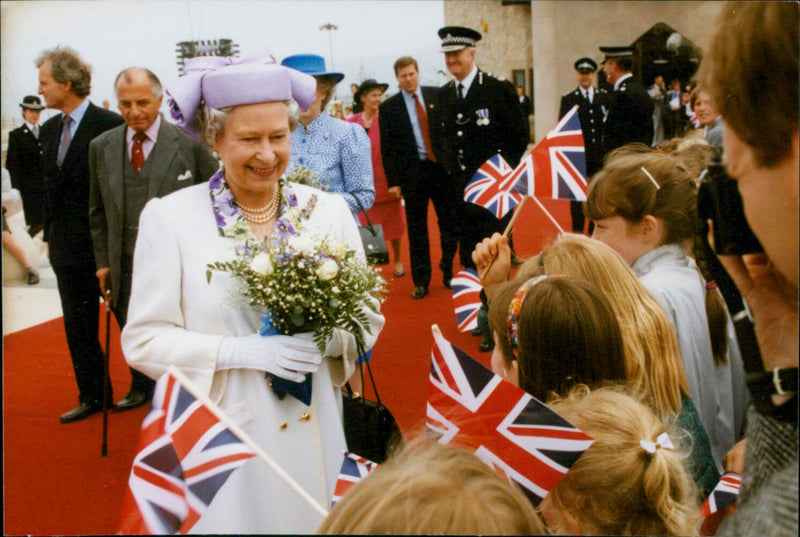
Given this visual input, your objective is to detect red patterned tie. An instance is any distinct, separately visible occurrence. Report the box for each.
[131,132,147,173]
[413,93,436,162]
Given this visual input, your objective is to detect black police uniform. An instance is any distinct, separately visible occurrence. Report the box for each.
[604,75,654,155]
[6,121,45,236]
[438,69,528,267]
[560,86,608,232]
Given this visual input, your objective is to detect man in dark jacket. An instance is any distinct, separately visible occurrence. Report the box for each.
[37,46,124,423]
[600,46,653,155]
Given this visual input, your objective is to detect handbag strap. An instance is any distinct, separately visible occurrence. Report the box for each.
[356,341,382,406]
[352,191,377,234]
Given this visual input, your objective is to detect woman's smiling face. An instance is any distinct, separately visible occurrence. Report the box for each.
[214,101,291,203]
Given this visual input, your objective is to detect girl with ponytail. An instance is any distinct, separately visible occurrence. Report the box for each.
[541,385,699,536]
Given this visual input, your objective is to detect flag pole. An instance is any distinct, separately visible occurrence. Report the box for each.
[478,197,528,281]
[166,366,330,519]
[529,195,565,234]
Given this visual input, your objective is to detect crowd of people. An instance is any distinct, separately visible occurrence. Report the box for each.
[3,1,797,534]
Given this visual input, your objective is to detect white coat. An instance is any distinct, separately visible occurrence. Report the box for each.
[633,244,748,471]
[121,182,385,533]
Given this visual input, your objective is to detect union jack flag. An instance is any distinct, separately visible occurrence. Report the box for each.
[463,154,523,218]
[512,105,588,202]
[118,370,256,534]
[700,472,742,518]
[331,451,379,507]
[427,328,594,505]
[452,268,483,332]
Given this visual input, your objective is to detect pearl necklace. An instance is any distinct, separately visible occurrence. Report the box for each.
[235,184,281,224]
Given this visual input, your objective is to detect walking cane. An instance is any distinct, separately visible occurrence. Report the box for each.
[101,289,112,457]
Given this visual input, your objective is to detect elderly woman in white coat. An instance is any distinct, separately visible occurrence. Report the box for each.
[120,57,385,533]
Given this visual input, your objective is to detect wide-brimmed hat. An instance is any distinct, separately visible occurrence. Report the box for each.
[164,56,317,140]
[353,79,389,104]
[20,95,45,110]
[280,54,344,83]
[438,26,482,53]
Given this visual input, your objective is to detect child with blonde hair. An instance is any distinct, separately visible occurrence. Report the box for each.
[586,150,747,470]
[317,441,545,535]
[541,385,699,536]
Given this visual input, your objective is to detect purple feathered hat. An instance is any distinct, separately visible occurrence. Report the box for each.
[164,55,317,139]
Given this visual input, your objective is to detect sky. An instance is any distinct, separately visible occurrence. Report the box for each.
[1,0,446,121]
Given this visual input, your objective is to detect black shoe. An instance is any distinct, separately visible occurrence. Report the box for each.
[114,390,150,412]
[471,326,483,336]
[411,286,428,299]
[59,402,102,423]
[443,274,453,289]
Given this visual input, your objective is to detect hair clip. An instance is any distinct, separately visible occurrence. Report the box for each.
[640,432,675,454]
[507,275,551,355]
[641,167,661,190]
[705,280,717,289]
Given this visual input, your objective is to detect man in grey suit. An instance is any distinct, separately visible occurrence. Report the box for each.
[89,67,218,410]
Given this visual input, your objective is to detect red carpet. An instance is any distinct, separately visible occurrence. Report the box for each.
[2,199,569,535]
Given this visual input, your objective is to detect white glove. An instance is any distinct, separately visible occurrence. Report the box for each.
[217,332,323,382]
[324,329,343,358]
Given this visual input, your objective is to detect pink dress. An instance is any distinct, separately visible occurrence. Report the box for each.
[346,112,406,240]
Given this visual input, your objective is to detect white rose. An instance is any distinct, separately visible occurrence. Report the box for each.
[316,259,339,281]
[289,235,315,255]
[330,240,347,259]
[249,253,273,276]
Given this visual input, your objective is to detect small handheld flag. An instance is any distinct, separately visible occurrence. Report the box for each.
[700,472,742,518]
[331,451,379,507]
[452,268,483,332]
[427,326,594,505]
[463,154,523,218]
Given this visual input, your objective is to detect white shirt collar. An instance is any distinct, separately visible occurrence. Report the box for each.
[126,114,161,144]
[457,65,479,94]
[614,73,633,91]
[24,121,38,132]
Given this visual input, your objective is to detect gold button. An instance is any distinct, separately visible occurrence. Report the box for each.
[280,422,288,431]
[300,412,311,422]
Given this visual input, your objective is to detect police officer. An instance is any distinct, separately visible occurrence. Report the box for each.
[5,95,46,237]
[559,57,608,233]
[600,46,654,155]
[436,26,528,270]
[437,26,527,352]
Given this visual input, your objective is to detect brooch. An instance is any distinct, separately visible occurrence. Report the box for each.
[476,108,490,126]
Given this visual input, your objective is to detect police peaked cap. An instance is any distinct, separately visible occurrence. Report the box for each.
[438,26,482,52]
[574,57,598,72]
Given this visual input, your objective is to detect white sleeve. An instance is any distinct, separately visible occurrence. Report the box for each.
[121,197,223,395]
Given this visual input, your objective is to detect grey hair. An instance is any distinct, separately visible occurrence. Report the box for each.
[197,99,300,149]
[114,67,163,98]
[35,45,92,98]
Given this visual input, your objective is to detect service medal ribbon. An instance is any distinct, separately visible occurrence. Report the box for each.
[476,108,490,126]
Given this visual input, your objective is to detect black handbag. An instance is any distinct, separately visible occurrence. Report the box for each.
[353,193,390,266]
[342,347,401,463]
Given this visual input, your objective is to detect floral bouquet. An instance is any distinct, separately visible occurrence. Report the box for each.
[284,164,328,192]
[206,230,386,354]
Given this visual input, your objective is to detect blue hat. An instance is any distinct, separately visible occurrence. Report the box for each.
[280,54,344,83]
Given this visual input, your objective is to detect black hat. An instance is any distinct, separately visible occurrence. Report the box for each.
[20,95,45,110]
[574,57,598,73]
[438,26,482,52]
[354,79,389,105]
[599,46,635,63]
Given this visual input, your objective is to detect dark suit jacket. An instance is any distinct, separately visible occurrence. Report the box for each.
[560,86,609,176]
[40,102,124,267]
[603,76,654,155]
[379,86,443,192]
[89,119,219,303]
[5,123,45,226]
[438,69,528,187]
